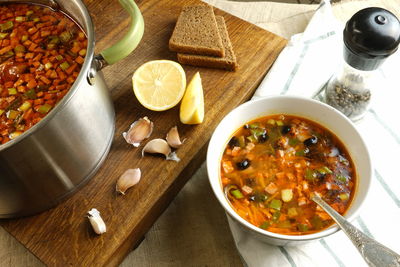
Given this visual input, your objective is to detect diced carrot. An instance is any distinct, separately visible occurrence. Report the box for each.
[66,76,75,84]
[28,42,38,51]
[65,63,77,74]
[26,79,37,89]
[75,56,84,65]
[0,45,12,54]
[39,76,51,85]
[71,45,80,54]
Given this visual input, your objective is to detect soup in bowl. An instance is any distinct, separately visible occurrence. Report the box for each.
[207,96,372,245]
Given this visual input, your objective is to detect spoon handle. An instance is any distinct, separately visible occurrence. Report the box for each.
[312,195,400,267]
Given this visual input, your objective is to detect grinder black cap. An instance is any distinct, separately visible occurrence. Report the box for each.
[343,7,400,71]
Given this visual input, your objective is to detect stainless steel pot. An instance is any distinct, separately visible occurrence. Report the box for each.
[0,0,144,218]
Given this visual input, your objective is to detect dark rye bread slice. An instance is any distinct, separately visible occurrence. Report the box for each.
[169,5,225,57]
[177,16,238,71]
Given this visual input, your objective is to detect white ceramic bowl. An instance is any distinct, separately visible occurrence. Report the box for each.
[207,95,372,246]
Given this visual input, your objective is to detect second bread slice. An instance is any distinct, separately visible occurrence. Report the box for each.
[177,16,238,71]
[169,5,224,57]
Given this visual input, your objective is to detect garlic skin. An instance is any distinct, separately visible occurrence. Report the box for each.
[116,168,141,195]
[166,126,185,148]
[87,208,106,235]
[142,139,180,162]
[122,117,154,147]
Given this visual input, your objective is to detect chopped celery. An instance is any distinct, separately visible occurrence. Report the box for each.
[250,128,265,137]
[78,49,86,56]
[4,51,14,58]
[269,199,282,210]
[38,103,52,114]
[47,43,56,50]
[231,189,244,199]
[267,119,275,125]
[318,166,332,174]
[287,207,298,217]
[60,61,70,71]
[246,135,257,143]
[289,138,299,146]
[339,193,349,201]
[336,175,347,183]
[259,221,270,229]
[60,31,72,43]
[56,55,64,61]
[0,109,4,115]
[26,10,34,16]
[14,45,26,53]
[276,120,284,126]
[297,223,309,232]
[8,88,17,95]
[9,131,22,139]
[238,135,246,148]
[311,215,323,229]
[305,169,316,181]
[272,211,281,222]
[15,16,25,22]
[0,33,8,39]
[6,110,19,119]
[0,21,14,31]
[49,36,60,44]
[21,35,28,42]
[45,62,53,70]
[249,123,261,129]
[278,220,291,228]
[19,101,31,112]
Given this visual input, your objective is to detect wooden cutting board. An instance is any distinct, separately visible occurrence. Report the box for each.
[1,0,286,266]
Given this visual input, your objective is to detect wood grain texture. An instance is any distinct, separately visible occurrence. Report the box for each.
[0,0,286,266]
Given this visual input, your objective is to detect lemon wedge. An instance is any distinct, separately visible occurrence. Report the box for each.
[180,72,204,124]
[132,60,186,111]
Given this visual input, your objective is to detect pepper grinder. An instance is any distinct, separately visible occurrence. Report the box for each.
[325,7,400,121]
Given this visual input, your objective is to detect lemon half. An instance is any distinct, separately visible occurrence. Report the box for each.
[132,60,186,111]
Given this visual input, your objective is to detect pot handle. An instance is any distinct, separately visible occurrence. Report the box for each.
[97,0,144,67]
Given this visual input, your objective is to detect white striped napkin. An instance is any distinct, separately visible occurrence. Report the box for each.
[228,1,400,266]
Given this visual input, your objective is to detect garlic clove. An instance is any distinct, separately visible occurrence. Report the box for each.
[116,168,141,195]
[166,151,180,162]
[166,126,185,148]
[142,139,180,162]
[122,116,154,147]
[87,208,106,235]
[142,139,171,157]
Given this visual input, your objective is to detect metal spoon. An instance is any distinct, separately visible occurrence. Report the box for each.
[311,194,400,267]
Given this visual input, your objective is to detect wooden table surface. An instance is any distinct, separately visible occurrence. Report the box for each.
[0,0,286,266]
[1,0,399,266]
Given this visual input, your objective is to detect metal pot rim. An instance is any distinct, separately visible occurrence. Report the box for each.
[0,0,96,151]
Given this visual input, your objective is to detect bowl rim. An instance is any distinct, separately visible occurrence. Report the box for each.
[207,95,372,242]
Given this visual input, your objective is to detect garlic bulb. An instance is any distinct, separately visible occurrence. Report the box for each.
[87,208,106,235]
[142,139,180,162]
[116,168,141,195]
[122,117,153,147]
[166,126,185,148]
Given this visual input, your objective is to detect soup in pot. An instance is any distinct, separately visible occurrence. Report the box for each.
[0,3,87,144]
